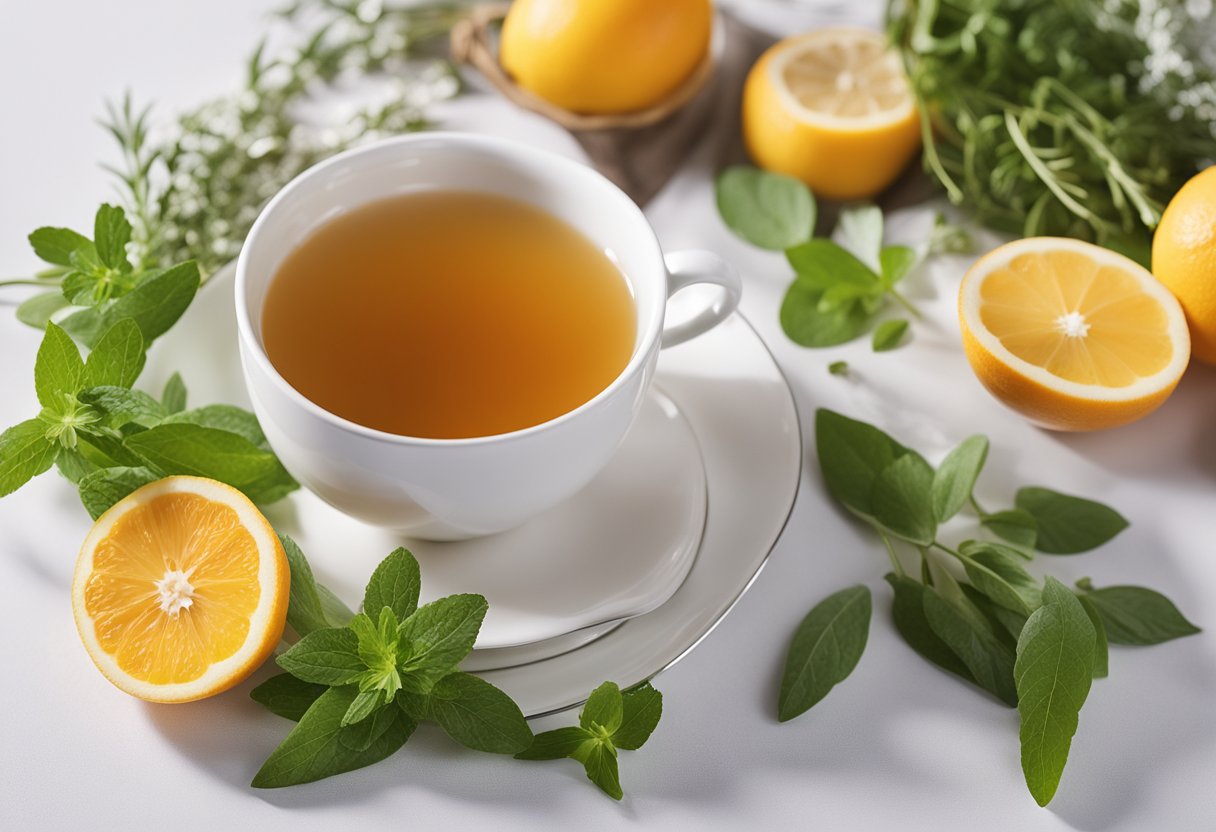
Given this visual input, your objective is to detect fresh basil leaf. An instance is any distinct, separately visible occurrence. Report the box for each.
[871,453,938,546]
[341,690,385,727]
[78,387,166,429]
[1015,577,1095,806]
[93,204,132,271]
[34,323,85,406]
[0,419,58,497]
[29,227,93,267]
[277,628,366,686]
[251,686,416,788]
[613,683,662,750]
[879,245,919,287]
[884,573,975,682]
[1076,595,1109,679]
[90,261,200,347]
[77,465,159,519]
[1079,585,1201,645]
[16,291,70,329]
[161,404,268,450]
[514,727,593,761]
[161,372,187,414]
[815,409,912,520]
[780,280,874,347]
[362,548,422,622]
[83,319,145,390]
[576,740,623,801]
[778,585,871,722]
[837,205,884,271]
[250,672,328,721]
[280,534,354,636]
[960,543,1041,615]
[122,423,292,500]
[1015,486,1128,554]
[397,594,488,690]
[427,671,532,754]
[931,435,989,522]
[871,318,909,352]
[715,166,816,250]
[580,681,625,734]
[923,569,1018,706]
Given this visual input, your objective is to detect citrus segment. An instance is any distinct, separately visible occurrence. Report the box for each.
[72,476,289,702]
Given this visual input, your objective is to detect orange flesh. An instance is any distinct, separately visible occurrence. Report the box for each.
[977,250,1174,387]
[782,38,909,116]
[84,493,261,685]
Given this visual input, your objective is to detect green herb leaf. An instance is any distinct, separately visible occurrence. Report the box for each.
[613,683,662,750]
[780,280,875,347]
[959,542,1041,615]
[580,681,625,734]
[277,628,366,686]
[78,387,166,429]
[427,671,532,754]
[514,727,593,761]
[70,261,200,347]
[280,534,354,636]
[83,319,145,389]
[29,227,93,267]
[815,409,912,520]
[0,419,58,497]
[871,318,909,352]
[980,509,1038,550]
[341,690,385,727]
[837,205,884,271]
[161,404,268,450]
[577,740,623,801]
[923,569,1018,706]
[931,435,989,522]
[161,372,187,414]
[872,453,938,546]
[885,573,975,682]
[1079,585,1201,645]
[93,204,132,270]
[715,166,816,250]
[250,672,328,721]
[1015,486,1128,554]
[1015,577,1095,806]
[1077,595,1109,679]
[34,323,85,406]
[339,702,398,751]
[16,292,70,330]
[786,239,883,291]
[362,547,422,622]
[397,594,488,690]
[251,686,416,788]
[879,245,919,287]
[828,360,849,376]
[778,585,871,722]
[76,465,159,519]
[56,447,99,484]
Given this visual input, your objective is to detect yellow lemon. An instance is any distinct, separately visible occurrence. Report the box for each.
[72,476,289,703]
[959,237,1190,431]
[742,27,921,201]
[1151,165,1216,364]
[500,0,712,114]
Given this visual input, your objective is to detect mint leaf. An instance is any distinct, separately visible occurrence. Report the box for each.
[923,569,1017,706]
[515,727,593,761]
[70,261,200,347]
[871,318,909,352]
[83,319,145,389]
[715,166,816,250]
[879,245,919,287]
[1077,595,1109,679]
[93,204,132,270]
[349,610,402,699]
[29,227,93,267]
[34,323,85,406]
[837,205,884,271]
[56,447,98,484]
[872,453,937,546]
[778,585,871,721]
[815,409,912,520]
[1015,577,1095,806]
[613,683,662,750]
[277,628,365,686]
[0,419,57,497]
[780,279,875,347]
[341,690,385,727]
[339,702,398,751]
[931,435,989,522]
[251,686,416,788]
[397,594,487,690]
[885,573,975,683]
[16,292,70,330]
[362,548,422,622]
[427,671,532,754]
[78,387,166,429]
[77,466,159,519]
[577,740,623,801]
[280,534,354,636]
[1079,585,1201,645]
[982,508,1038,549]
[1015,487,1128,554]
[161,372,187,414]
[580,681,624,734]
[251,673,328,721]
[959,542,1041,615]
[162,405,268,450]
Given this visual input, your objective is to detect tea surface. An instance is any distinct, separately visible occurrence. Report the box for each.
[261,190,636,439]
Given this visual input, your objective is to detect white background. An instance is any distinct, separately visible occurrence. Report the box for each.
[2,1,1215,830]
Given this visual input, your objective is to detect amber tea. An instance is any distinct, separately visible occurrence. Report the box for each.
[261,190,637,439]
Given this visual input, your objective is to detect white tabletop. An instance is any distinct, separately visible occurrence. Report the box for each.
[2,2,1214,830]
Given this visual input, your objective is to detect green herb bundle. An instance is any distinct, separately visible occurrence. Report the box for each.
[887,0,1216,258]
[781,409,1200,805]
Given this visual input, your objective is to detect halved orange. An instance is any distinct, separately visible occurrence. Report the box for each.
[71,476,289,703]
[959,238,1191,431]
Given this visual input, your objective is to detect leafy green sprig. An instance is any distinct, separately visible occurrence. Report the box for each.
[779,409,1200,806]
[715,166,972,351]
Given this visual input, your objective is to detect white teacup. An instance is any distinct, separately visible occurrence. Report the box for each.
[236,133,741,540]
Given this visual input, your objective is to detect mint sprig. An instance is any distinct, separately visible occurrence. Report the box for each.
[779,408,1201,805]
[515,681,663,801]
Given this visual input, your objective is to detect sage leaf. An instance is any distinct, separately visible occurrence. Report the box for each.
[161,372,187,414]
[0,419,58,497]
[1015,577,1095,806]
[16,292,69,329]
[931,435,989,522]
[715,166,816,250]
[277,628,365,686]
[1015,487,1128,554]
[837,204,884,271]
[34,323,84,406]
[982,508,1038,549]
[93,204,132,270]
[362,547,422,622]
[77,465,158,519]
[581,680,625,733]
[29,226,93,266]
[871,318,909,352]
[427,672,532,754]
[614,683,662,750]
[871,453,937,546]
[778,585,871,722]
[250,673,328,721]
[281,534,354,636]
[1080,585,1201,645]
[885,573,974,682]
[1077,595,1109,679]
[515,727,593,761]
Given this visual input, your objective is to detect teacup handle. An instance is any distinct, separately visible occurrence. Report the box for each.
[661,250,743,348]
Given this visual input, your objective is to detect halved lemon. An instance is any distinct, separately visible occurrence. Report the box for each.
[742,27,922,200]
[959,238,1191,431]
[72,476,289,703]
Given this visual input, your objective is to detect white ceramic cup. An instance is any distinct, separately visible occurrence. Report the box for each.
[236,132,741,540]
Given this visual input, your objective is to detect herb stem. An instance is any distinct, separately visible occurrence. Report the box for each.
[0,279,59,288]
[887,288,922,320]
[881,533,906,577]
[969,495,989,517]
[931,541,966,563]
[918,547,933,585]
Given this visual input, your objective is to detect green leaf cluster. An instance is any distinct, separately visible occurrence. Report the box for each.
[516,681,662,800]
[778,409,1201,806]
[251,544,533,788]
